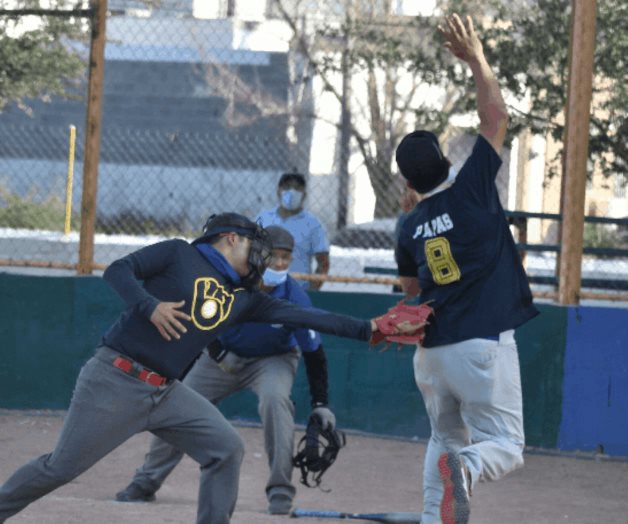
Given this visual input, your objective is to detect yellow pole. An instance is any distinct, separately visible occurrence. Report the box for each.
[64,125,77,235]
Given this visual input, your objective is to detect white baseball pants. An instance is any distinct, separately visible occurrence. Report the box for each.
[413,331,525,524]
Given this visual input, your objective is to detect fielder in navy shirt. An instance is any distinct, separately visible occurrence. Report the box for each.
[396,134,538,347]
[393,14,539,524]
[102,216,370,380]
[0,213,383,524]
[114,226,333,515]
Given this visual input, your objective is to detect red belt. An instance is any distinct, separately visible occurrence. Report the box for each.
[113,356,169,387]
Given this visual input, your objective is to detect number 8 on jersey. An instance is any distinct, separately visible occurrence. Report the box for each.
[425,237,461,285]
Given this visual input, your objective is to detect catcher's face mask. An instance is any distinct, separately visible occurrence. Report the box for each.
[240,224,272,289]
[194,213,272,289]
[293,413,346,490]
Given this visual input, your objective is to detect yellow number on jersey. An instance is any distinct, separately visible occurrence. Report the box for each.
[424,237,461,285]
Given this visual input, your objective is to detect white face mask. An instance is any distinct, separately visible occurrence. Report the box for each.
[262,267,289,287]
[280,189,304,211]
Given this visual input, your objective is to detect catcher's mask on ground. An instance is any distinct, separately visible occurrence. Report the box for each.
[194,212,272,289]
[293,413,346,490]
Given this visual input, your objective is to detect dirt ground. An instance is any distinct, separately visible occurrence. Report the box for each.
[1,410,627,524]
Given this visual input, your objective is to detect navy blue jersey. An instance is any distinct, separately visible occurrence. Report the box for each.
[396,135,538,347]
[102,239,370,379]
[219,275,321,357]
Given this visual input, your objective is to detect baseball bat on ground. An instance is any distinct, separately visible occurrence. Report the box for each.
[290,508,421,523]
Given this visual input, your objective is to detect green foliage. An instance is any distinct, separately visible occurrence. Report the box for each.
[298,0,626,216]
[0,0,87,110]
[0,188,191,236]
[315,0,626,188]
[0,187,79,230]
[583,222,627,250]
[478,0,627,180]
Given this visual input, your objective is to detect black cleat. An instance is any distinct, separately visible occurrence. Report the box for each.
[115,482,157,503]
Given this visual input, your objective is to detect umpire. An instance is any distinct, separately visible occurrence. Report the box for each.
[0,213,375,524]
[115,226,334,515]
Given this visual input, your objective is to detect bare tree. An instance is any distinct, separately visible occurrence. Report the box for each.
[274,0,455,217]
[192,0,470,218]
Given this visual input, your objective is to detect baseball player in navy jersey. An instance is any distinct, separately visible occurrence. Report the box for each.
[394,15,539,524]
[0,213,398,524]
[114,226,333,515]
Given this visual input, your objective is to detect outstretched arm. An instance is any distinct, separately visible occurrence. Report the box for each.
[439,14,508,153]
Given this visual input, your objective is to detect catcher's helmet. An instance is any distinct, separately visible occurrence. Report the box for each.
[293,412,346,489]
[194,212,272,289]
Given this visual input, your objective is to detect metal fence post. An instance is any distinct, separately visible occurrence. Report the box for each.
[336,14,352,231]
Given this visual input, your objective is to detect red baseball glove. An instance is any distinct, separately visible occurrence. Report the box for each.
[370,301,434,348]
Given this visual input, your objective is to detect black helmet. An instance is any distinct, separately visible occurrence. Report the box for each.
[196,212,258,241]
[194,213,272,289]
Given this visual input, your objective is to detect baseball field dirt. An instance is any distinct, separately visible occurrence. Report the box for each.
[1,411,626,523]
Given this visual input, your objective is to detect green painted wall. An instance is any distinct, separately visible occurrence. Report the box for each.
[0,274,566,448]
[0,274,122,409]
[515,305,567,448]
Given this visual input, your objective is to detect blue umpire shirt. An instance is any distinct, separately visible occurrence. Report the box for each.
[219,274,322,357]
[396,135,539,347]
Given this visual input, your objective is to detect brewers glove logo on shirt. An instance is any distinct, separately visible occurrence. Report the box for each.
[191,277,235,330]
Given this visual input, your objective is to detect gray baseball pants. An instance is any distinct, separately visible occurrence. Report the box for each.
[414,331,525,524]
[130,348,300,501]
[0,346,244,524]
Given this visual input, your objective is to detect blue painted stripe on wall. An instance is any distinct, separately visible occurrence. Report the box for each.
[558,306,628,456]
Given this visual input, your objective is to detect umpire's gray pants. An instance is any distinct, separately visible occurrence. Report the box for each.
[0,346,244,524]
[131,349,299,501]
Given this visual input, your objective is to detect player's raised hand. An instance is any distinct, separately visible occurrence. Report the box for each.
[438,14,483,63]
[150,300,191,341]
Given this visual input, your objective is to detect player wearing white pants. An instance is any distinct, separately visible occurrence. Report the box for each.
[394,14,539,523]
[414,331,525,523]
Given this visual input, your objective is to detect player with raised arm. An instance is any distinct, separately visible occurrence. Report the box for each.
[394,14,539,524]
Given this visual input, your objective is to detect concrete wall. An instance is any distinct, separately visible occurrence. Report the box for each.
[1,273,627,455]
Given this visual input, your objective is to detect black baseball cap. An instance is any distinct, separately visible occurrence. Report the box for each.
[395,130,449,193]
[265,226,294,252]
[278,172,306,188]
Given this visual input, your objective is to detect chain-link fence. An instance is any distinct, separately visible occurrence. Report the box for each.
[0,0,626,299]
